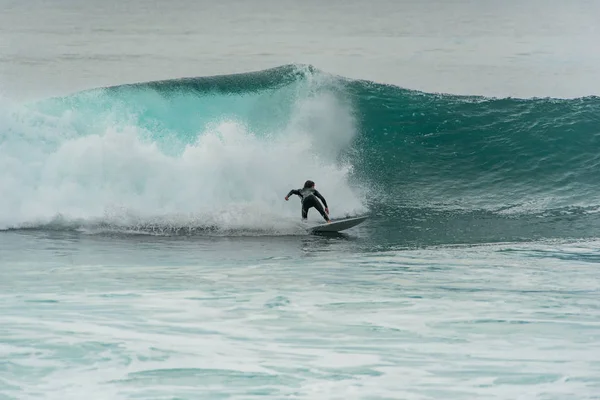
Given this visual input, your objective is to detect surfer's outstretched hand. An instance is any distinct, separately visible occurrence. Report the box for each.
[285,196,289,201]
[325,208,329,215]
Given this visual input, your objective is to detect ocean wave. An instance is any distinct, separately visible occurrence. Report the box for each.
[2,64,599,241]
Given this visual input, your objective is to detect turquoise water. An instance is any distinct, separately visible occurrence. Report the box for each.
[2,0,600,399]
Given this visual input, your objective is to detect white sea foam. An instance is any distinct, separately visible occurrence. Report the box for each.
[0,87,367,233]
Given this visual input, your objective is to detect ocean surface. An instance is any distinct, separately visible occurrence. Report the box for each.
[2,0,600,399]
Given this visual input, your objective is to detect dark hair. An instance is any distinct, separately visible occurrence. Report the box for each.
[304,180,315,188]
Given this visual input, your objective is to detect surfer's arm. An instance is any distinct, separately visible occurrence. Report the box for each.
[314,190,329,210]
[285,189,300,200]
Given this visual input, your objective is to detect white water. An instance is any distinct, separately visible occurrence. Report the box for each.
[0,89,367,232]
[2,236,599,399]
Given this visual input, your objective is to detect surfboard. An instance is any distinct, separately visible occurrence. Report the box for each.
[307,216,368,233]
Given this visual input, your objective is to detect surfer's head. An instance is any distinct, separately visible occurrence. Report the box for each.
[304,180,315,188]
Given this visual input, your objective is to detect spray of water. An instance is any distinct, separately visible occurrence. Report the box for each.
[0,80,368,234]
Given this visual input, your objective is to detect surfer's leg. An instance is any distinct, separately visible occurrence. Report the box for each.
[302,201,310,220]
[313,199,330,222]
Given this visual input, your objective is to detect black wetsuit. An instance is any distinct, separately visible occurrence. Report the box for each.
[286,187,330,221]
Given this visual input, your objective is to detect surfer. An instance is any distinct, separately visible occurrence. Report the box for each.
[285,180,331,223]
